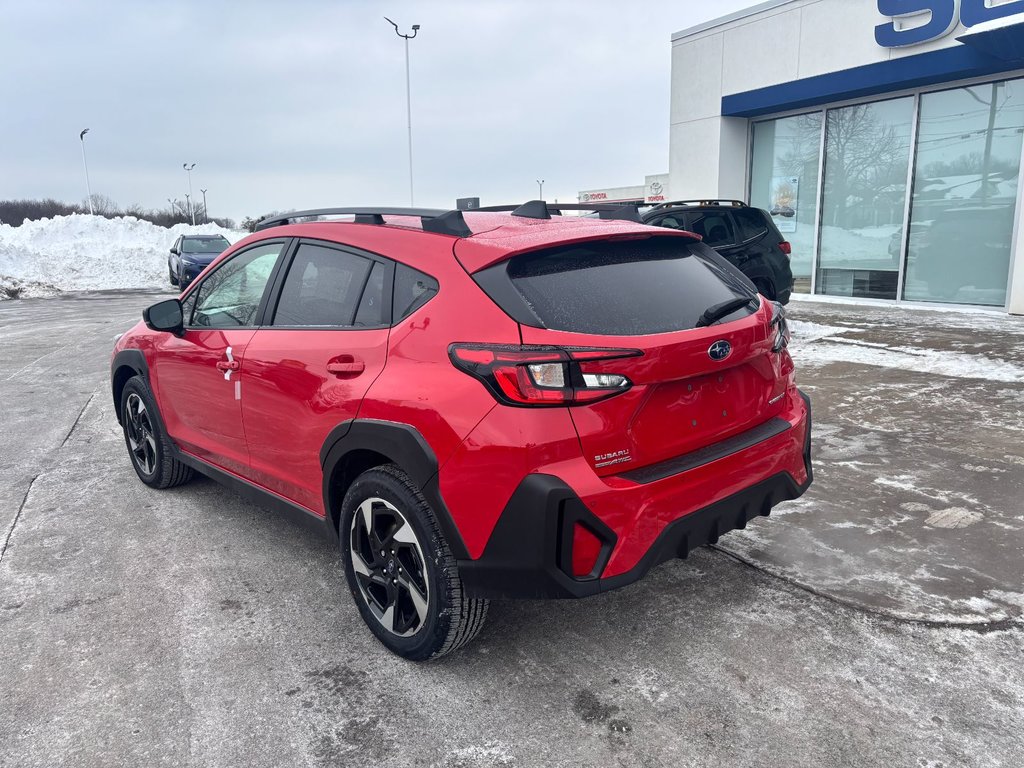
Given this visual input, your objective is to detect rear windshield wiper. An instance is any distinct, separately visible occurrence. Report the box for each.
[695,296,755,328]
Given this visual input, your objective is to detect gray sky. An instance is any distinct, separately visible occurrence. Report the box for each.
[1,0,754,221]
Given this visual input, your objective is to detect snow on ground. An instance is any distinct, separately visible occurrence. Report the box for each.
[0,214,247,298]
[789,317,1024,382]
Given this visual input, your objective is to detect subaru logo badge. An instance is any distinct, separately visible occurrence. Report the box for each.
[708,340,731,361]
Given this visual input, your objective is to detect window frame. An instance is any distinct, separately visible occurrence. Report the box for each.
[262,238,396,332]
[180,238,292,330]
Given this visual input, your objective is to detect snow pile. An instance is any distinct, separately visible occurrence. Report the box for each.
[0,214,248,298]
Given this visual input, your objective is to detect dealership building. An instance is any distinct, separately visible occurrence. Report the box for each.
[663,0,1024,313]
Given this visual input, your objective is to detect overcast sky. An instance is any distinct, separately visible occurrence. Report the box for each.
[1,0,755,221]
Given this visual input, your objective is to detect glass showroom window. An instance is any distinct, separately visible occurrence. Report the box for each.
[904,79,1024,306]
[817,97,914,300]
[751,113,823,293]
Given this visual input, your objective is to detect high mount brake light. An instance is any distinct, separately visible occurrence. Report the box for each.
[770,301,791,352]
[449,344,641,407]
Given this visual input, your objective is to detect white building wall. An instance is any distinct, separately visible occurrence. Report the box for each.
[669,0,1024,313]
[669,0,981,202]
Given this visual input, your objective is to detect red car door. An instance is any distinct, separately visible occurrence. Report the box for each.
[240,241,390,514]
[152,240,287,477]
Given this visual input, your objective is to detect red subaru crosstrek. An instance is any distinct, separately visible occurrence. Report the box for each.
[111,202,812,660]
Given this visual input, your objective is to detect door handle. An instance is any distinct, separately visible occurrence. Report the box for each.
[327,356,365,377]
[216,360,240,371]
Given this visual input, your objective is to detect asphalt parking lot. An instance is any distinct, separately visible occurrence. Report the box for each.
[1,292,1022,767]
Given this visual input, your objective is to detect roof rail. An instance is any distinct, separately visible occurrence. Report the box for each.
[475,200,643,223]
[648,199,749,212]
[254,207,471,237]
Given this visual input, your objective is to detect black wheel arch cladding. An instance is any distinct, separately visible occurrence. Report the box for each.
[111,349,149,425]
[321,419,470,560]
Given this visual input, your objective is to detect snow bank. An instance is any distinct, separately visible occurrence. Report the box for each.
[0,214,248,298]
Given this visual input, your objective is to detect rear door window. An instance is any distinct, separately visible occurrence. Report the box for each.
[652,211,736,247]
[488,237,756,335]
[272,243,373,327]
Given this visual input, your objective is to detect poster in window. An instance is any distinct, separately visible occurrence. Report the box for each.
[769,176,798,233]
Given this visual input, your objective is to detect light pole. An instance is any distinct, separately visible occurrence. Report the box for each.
[200,189,208,223]
[183,163,196,225]
[185,194,191,224]
[79,129,94,214]
[536,179,544,200]
[385,17,419,206]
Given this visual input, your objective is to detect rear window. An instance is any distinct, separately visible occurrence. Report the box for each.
[487,237,756,335]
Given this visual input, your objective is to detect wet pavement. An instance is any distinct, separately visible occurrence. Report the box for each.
[0,291,1021,767]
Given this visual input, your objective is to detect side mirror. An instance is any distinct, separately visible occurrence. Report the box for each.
[169,247,177,255]
[143,299,184,336]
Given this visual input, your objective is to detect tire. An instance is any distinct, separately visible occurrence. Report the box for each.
[752,277,777,301]
[169,267,179,287]
[339,464,488,660]
[119,375,193,489]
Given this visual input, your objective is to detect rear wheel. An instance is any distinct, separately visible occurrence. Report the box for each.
[340,464,488,660]
[120,376,193,489]
[752,277,777,301]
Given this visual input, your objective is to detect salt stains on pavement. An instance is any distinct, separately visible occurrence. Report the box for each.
[721,300,1024,625]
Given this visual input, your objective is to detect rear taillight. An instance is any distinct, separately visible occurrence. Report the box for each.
[449,344,641,407]
[779,241,792,257]
[770,301,790,352]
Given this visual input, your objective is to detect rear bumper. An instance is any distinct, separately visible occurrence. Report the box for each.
[458,389,812,599]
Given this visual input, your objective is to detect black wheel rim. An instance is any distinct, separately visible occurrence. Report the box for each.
[349,497,430,637]
[124,393,157,476]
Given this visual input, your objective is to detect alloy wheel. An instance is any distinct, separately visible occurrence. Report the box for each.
[349,497,430,637]
[124,393,157,476]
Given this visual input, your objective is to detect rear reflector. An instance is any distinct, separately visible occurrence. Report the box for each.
[449,344,641,407]
[779,241,792,256]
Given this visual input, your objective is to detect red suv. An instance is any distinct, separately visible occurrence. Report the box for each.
[111,202,812,660]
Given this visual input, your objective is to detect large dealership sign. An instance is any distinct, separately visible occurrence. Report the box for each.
[876,0,1024,48]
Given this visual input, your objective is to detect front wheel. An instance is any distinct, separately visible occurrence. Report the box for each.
[340,465,488,660]
[169,265,179,287]
[120,376,193,489]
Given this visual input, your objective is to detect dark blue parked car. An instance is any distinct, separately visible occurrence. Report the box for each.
[168,234,231,289]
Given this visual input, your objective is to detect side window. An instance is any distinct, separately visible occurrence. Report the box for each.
[354,261,387,327]
[733,208,770,243]
[393,263,439,322]
[273,243,371,327]
[694,213,736,247]
[653,215,685,230]
[181,290,198,326]
[191,242,283,328]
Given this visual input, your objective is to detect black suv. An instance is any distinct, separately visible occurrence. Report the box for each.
[642,200,794,304]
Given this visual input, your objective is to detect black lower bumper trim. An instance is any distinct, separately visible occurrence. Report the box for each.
[459,470,810,600]
[458,389,813,600]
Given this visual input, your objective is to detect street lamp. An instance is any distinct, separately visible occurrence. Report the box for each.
[200,189,208,223]
[79,129,94,214]
[385,17,419,206]
[183,162,197,225]
[536,179,544,200]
